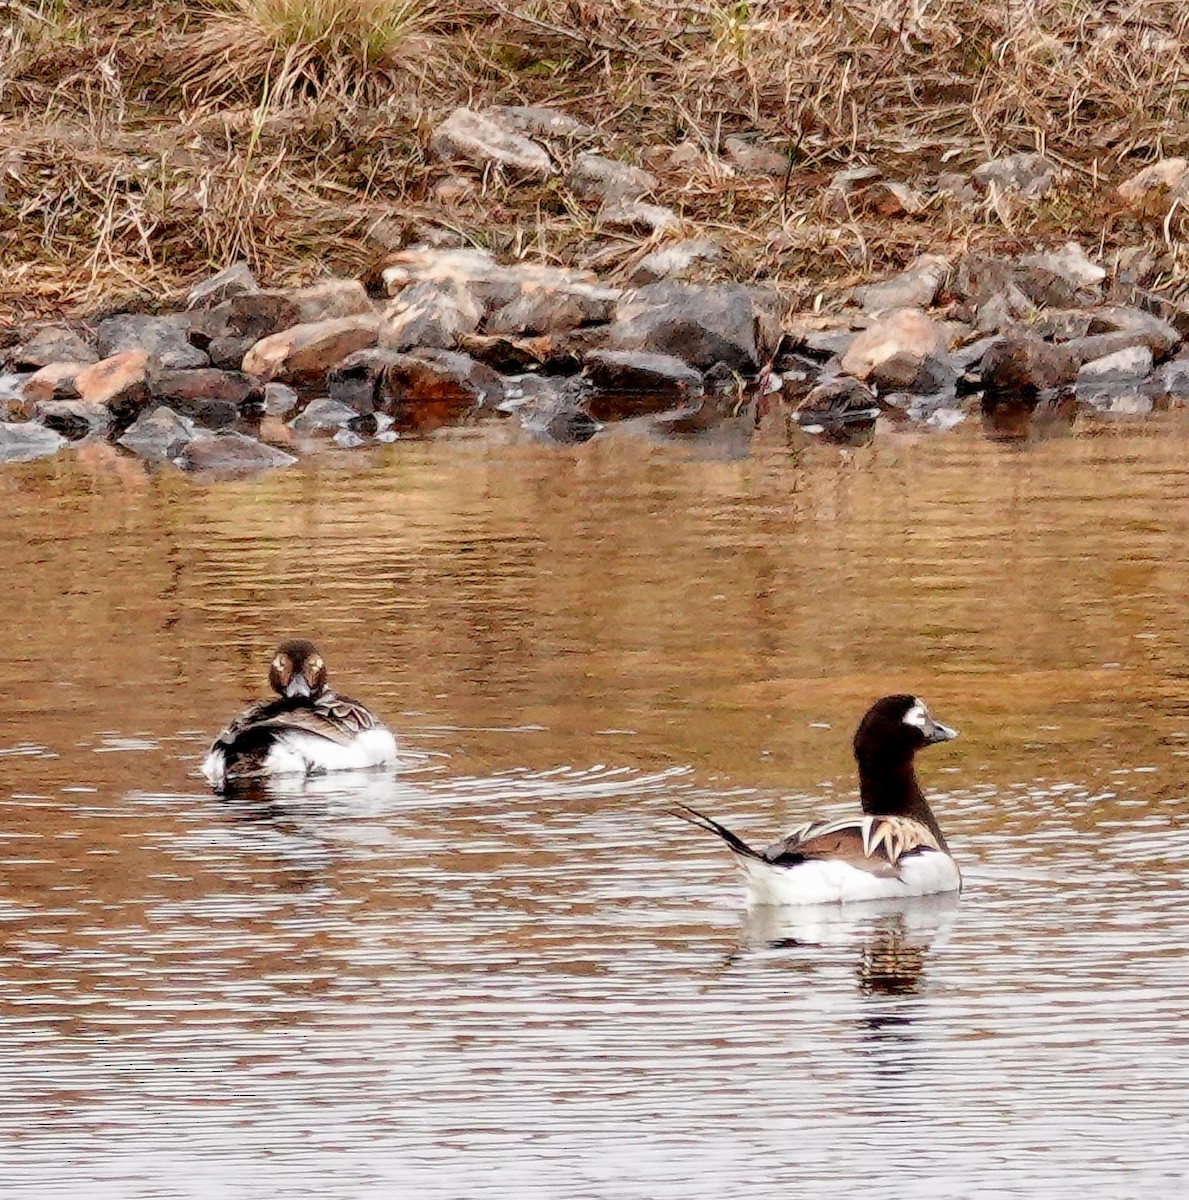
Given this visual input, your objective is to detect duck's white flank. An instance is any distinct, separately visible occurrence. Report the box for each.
[738,848,961,907]
[201,727,397,789]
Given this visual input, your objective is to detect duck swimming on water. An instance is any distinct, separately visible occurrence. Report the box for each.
[202,639,397,790]
[675,695,961,905]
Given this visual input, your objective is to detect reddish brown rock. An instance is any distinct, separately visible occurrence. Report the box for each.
[241,316,385,382]
[22,362,86,405]
[75,350,155,425]
[980,333,1076,395]
[840,309,953,393]
[376,350,504,432]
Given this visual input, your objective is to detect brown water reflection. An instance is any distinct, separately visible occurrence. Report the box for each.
[1,418,1188,1197]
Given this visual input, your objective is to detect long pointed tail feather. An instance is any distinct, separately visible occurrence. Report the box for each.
[669,802,764,861]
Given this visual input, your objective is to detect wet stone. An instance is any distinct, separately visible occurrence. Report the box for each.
[176,431,297,473]
[288,397,359,434]
[584,349,704,415]
[377,350,504,432]
[795,377,881,439]
[0,421,67,463]
[117,405,200,460]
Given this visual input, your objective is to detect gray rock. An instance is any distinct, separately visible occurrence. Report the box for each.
[1018,242,1105,292]
[96,314,208,370]
[263,382,299,416]
[385,279,481,350]
[331,427,368,449]
[489,105,593,140]
[486,281,618,336]
[327,349,403,413]
[186,262,258,309]
[1143,356,1189,403]
[1076,346,1154,385]
[117,406,200,460]
[972,152,1057,198]
[723,136,787,177]
[176,431,297,473]
[1085,306,1181,357]
[596,200,679,235]
[207,335,254,370]
[610,282,759,373]
[10,325,98,370]
[0,421,67,463]
[288,397,359,433]
[629,239,724,285]
[568,153,656,203]
[34,398,110,440]
[430,107,553,178]
[854,255,948,315]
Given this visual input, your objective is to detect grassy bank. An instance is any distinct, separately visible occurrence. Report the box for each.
[2,0,1186,323]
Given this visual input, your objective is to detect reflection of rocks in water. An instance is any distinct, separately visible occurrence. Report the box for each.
[980,390,1077,442]
[857,918,929,996]
[794,378,881,446]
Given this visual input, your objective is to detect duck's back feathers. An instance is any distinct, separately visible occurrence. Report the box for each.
[673,803,960,906]
[203,689,396,789]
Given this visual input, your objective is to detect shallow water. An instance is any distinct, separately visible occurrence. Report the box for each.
[1,417,1188,1197]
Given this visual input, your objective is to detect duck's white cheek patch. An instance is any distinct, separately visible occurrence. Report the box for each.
[903,700,929,730]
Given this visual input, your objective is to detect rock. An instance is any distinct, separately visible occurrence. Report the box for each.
[854,255,948,315]
[22,362,85,405]
[456,333,553,373]
[584,350,703,418]
[629,239,724,285]
[0,421,67,463]
[975,285,1035,333]
[331,427,368,449]
[610,282,759,373]
[1076,346,1153,385]
[326,349,403,413]
[34,399,110,440]
[1012,263,1086,310]
[288,397,359,434]
[176,431,297,473]
[936,171,979,203]
[1117,158,1189,207]
[241,315,385,382]
[429,107,553,178]
[568,153,656,203]
[980,332,1075,395]
[152,368,262,426]
[227,280,373,342]
[186,262,258,309]
[206,335,254,370]
[1079,389,1154,417]
[795,378,881,439]
[502,376,600,445]
[264,382,299,416]
[96,314,207,370]
[840,309,953,393]
[10,325,97,370]
[723,136,787,177]
[596,200,680,235]
[117,405,200,460]
[972,152,1057,198]
[486,281,618,336]
[489,105,593,140]
[75,350,156,426]
[385,279,481,350]
[1085,306,1181,357]
[1019,242,1105,292]
[1140,357,1189,408]
[376,350,504,432]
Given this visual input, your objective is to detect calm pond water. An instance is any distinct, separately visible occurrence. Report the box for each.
[1,415,1188,1198]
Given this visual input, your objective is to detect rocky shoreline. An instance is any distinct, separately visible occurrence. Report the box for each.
[4,108,1189,471]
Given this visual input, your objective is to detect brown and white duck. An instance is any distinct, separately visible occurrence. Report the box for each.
[202,639,397,790]
[675,695,961,905]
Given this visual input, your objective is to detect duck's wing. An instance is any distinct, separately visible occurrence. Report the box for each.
[211,697,284,748]
[213,692,381,749]
[762,815,941,878]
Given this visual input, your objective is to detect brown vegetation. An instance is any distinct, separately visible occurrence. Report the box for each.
[2,0,1187,322]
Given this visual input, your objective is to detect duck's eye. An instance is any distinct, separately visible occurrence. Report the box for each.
[902,700,929,730]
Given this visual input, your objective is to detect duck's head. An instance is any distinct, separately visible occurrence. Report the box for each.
[268,639,328,700]
[854,694,957,765]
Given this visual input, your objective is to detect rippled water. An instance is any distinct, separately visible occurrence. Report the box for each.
[1,418,1188,1197]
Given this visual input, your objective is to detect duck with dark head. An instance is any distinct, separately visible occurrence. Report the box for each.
[202,639,397,791]
[675,694,960,905]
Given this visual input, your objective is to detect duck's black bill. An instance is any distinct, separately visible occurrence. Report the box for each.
[925,720,958,743]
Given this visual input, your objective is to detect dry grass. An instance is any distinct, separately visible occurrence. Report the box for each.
[2,0,1188,323]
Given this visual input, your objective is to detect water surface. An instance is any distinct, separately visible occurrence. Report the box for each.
[1,419,1187,1197]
